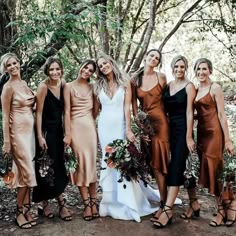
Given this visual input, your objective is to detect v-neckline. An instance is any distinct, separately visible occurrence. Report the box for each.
[103,87,121,100]
[168,86,186,97]
[48,87,61,101]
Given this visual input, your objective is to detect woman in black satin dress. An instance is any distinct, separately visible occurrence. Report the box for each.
[153,55,196,228]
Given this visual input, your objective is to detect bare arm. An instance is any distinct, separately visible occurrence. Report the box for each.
[158,72,167,89]
[124,81,135,142]
[186,83,196,153]
[212,83,234,155]
[63,83,71,146]
[131,80,138,116]
[1,84,13,154]
[36,82,48,149]
[93,94,101,119]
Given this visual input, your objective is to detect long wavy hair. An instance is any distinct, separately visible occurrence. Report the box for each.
[94,53,129,96]
[132,49,162,88]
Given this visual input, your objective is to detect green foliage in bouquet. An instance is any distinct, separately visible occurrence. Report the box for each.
[64,147,78,175]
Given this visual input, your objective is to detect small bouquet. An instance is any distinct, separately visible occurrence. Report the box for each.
[104,139,150,188]
[218,152,236,183]
[133,109,155,137]
[37,149,55,187]
[64,147,78,175]
[183,154,200,188]
[0,153,14,185]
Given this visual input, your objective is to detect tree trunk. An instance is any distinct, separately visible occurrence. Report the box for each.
[0,0,17,55]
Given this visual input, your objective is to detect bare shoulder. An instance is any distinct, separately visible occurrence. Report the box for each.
[211,82,222,92]
[157,72,167,80]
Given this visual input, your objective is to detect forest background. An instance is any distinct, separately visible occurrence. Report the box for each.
[0,1,236,235]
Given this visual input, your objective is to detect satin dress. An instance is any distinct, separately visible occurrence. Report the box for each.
[68,83,97,186]
[98,87,160,222]
[136,81,169,175]
[194,88,224,196]
[5,82,37,188]
[164,84,190,186]
[32,84,68,202]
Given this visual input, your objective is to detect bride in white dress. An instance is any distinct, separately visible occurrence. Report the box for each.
[94,54,160,222]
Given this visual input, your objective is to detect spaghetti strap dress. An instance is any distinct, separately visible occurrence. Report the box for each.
[136,80,169,175]
[164,83,190,186]
[32,84,68,202]
[194,86,224,196]
[6,83,37,188]
[68,83,97,187]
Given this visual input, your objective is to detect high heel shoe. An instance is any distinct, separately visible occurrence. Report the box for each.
[24,203,37,226]
[225,200,236,227]
[15,205,32,229]
[150,200,164,222]
[38,201,54,219]
[58,199,72,221]
[180,198,200,219]
[83,199,93,221]
[90,197,100,219]
[153,204,173,228]
[209,205,225,227]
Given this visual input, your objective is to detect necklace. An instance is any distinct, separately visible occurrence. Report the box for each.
[107,81,117,98]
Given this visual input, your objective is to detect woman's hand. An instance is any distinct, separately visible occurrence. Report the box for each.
[63,135,71,147]
[126,130,135,142]
[187,137,195,154]
[38,137,48,150]
[225,140,234,156]
[2,142,11,154]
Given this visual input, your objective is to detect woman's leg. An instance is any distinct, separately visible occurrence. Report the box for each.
[16,186,32,229]
[89,182,99,217]
[209,196,225,226]
[151,170,167,220]
[153,186,179,228]
[23,188,37,225]
[57,193,72,221]
[180,187,200,219]
[79,186,92,221]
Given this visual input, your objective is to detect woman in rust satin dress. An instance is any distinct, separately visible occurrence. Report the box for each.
[0,53,37,229]
[132,49,169,220]
[183,58,235,227]
[64,60,99,221]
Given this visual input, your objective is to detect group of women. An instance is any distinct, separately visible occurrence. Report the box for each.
[0,50,235,230]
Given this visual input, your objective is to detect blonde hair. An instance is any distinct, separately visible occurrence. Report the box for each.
[194,58,213,75]
[0,53,20,74]
[94,53,129,96]
[170,55,188,78]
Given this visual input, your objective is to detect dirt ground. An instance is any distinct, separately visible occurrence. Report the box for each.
[1,184,236,236]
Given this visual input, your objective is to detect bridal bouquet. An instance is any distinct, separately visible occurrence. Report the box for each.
[218,151,236,183]
[64,147,78,175]
[104,139,150,188]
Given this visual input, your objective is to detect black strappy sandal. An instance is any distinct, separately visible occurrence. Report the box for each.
[38,201,54,219]
[225,200,236,227]
[90,197,100,219]
[150,200,164,222]
[15,205,32,229]
[209,205,225,227]
[153,204,173,228]
[83,199,93,221]
[58,199,72,221]
[180,198,200,219]
[24,203,37,226]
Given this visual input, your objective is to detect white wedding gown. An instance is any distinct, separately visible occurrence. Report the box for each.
[98,87,160,222]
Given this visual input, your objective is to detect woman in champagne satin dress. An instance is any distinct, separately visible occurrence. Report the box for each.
[0,53,37,229]
[64,60,99,221]
[132,49,169,221]
[182,58,235,227]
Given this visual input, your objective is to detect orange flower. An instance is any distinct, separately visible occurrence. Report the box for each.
[3,171,14,185]
[105,145,115,154]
